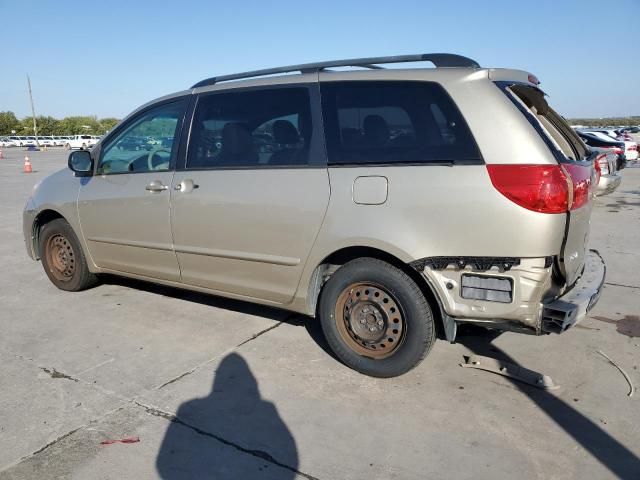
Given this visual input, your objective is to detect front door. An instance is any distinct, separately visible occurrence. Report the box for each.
[78,98,188,281]
[170,86,329,304]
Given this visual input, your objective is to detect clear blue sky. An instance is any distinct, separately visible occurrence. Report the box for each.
[1,0,638,120]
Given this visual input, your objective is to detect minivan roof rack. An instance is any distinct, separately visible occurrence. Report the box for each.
[191,53,480,88]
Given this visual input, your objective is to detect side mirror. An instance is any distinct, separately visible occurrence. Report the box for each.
[68,150,93,176]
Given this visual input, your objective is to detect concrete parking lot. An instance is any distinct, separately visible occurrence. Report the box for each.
[0,147,639,479]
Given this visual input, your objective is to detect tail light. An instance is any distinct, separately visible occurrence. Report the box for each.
[596,154,609,175]
[487,165,569,213]
[613,147,624,155]
[593,155,602,181]
[562,163,593,210]
[487,164,593,214]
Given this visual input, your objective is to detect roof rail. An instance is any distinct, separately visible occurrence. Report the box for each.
[191,53,480,88]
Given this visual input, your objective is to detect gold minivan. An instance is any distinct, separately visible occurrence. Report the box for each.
[24,54,605,377]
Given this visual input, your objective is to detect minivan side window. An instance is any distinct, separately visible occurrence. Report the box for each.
[187,87,313,169]
[98,99,186,175]
[320,81,482,165]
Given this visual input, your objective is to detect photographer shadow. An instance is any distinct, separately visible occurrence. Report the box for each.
[156,353,299,479]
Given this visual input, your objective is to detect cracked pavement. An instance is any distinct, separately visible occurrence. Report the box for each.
[1,148,639,479]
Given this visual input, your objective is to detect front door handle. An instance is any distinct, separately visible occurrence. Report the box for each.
[145,181,169,193]
[174,179,199,193]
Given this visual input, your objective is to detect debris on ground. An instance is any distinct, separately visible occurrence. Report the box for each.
[100,437,140,445]
[460,355,559,390]
[597,350,635,397]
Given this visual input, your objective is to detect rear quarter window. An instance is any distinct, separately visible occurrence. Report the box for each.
[320,81,482,166]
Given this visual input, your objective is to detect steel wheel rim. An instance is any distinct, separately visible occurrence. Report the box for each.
[45,234,76,282]
[335,282,405,359]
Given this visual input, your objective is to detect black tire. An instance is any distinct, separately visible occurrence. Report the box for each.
[39,218,98,291]
[318,257,435,377]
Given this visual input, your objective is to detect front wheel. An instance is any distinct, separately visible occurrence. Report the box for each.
[318,258,435,377]
[39,218,98,291]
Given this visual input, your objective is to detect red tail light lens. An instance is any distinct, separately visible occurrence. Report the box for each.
[486,165,570,214]
[595,154,608,176]
[562,163,593,210]
[613,147,624,155]
[594,155,602,179]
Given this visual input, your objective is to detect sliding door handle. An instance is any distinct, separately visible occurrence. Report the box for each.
[174,179,199,193]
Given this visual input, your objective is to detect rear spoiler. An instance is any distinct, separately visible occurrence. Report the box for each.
[488,68,540,87]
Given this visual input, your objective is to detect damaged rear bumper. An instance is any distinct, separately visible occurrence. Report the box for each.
[540,249,606,333]
[412,256,553,338]
[411,251,605,342]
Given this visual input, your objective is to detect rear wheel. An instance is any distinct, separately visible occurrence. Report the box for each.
[39,218,98,291]
[318,258,435,377]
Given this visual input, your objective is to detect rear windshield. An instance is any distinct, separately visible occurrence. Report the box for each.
[320,81,482,165]
[506,84,588,161]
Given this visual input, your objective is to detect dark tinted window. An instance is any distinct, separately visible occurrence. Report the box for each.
[320,81,481,165]
[187,88,313,169]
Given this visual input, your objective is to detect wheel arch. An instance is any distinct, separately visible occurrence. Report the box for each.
[307,245,445,338]
[31,209,67,259]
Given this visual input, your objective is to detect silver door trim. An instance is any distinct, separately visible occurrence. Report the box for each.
[174,245,301,266]
[86,236,174,252]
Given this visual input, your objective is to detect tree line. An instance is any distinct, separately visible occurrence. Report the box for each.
[567,116,640,128]
[0,111,120,136]
[2,110,637,137]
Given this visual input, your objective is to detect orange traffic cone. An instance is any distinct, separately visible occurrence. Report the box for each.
[24,155,33,173]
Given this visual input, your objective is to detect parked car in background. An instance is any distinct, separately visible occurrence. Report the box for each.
[582,129,638,161]
[582,128,626,141]
[24,53,605,377]
[65,135,96,150]
[0,137,17,147]
[38,136,55,147]
[8,136,38,147]
[115,136,146,151]
[591,148,622,196]
[577,131,628,170]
